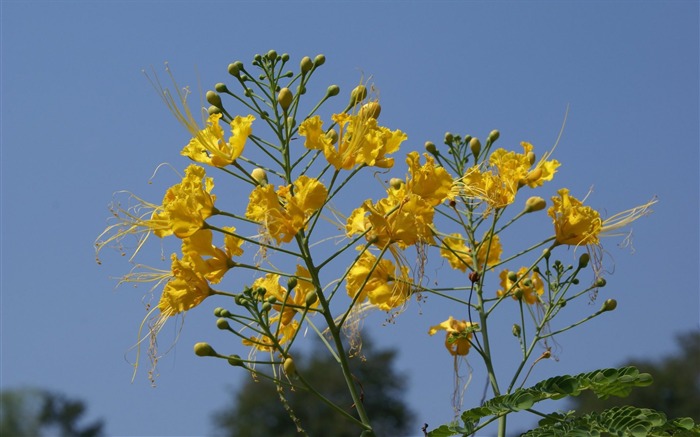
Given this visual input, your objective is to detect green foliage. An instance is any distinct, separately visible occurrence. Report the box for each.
[211,337,414,437]
[0,388,104,437]
[568,331,700,422]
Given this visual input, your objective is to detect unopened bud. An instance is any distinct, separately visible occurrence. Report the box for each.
[526,151,536,166]
[425,141,437,154]
[350,84,368,105]
[325,129,338,145]
[227,354,244,367]
[525,167,543,184]
[542,248,551,260]
[206,91,223,108]
[578,253,591,269]
[512,324,521,337]
[283,356,296,376]
[251,168,267,185]
[488,129,500,143]
[314,54,326,66]
[507,271,518,282]
[389,178,404,189]
[524,196,547,213]
[207,106,222,116]
[469,137,481,158]
[281,53,290,62]
[287,116,296,128]
[358,102,381,120]
[214,307,225,317]
[216,318,231,330]
[300,56,313,73]
[602,299,617,312]
[513,288,524,299]
[261,302,272,312]
[266,49,277,61]
[228,62,243,77]
[215,83,228,93]
[326,85,340,97]
[444,132,454,144]
[305,290,318,306]
[595,278,607,288]
[278,87,293,111]
[194,342,216,357]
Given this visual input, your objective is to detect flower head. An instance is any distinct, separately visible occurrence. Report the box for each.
[439,232,502,272]
[181,113,255,167]
[162,164,217,238]
[497,267,544,305]
[429,317,476,356]
[346,250,412,311]
[157,253,213,317]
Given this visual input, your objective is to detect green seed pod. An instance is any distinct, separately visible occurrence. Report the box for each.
[194,342,216,357]
[215,82,228,93]
[512,324,521,337]
[278,87,293,111]
[425,141,437,155]
[314,54,326,66]
[524,196,547,213]
[206,91,222,108]
[326,84,340,97]
[469,137,481,158]
[350,84,367,104]
[228,354,244,367]
[602,299,617,312]
[216,318,231,330]
[578,253,591,269]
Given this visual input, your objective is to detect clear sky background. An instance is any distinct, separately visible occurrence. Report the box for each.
[2,1,698,436]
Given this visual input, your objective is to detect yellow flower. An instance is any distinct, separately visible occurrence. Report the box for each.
[298,111,406,170]
[181,113,255,167]
[439,232,502,272]
[489,142,560,189]
[245,176,327,244]
[157,254,212,317]
[242,319,300,352]
[405,152,453,206]
[163,164,217,238]
[428,317,475,356]
[548,188,656,247]
[346,250,412,311]
[497,267,544,305]
[181,228,243,284]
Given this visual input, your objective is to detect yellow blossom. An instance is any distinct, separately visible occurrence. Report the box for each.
[346,250,412,311]
[181,228,243,284]
[497,267,544,305]
[405,152,453,206]
[245,176,328,244]
[428,317,475,356]
[181,113,255,167]
[163,164,216,238]
[440,232,502,272]
[242,318,300,352]
[548,188,656,247]
[298,111,406,170]
[157,254,213,317]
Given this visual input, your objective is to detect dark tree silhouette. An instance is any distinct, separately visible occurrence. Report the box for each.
[0,388,104,437]
[568,330,700,421]
[212,336,415,437]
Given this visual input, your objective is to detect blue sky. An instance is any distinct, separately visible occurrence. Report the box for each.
[2,1,698,436]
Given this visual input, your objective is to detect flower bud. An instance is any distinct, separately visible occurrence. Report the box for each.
[253,54,262,62]
[513,288,524,300]
[526,151,536,166]
[287,277,298,290]
[297,85,306,95]
[325,129,338,145]
[507,271,518,282]
[578,253,590,269]
[194,342,216,357]
[522,278,533,288]
[228,354,244,367]
[326,85,340,97]
[389,178,404,189]
[266,296,277,304]
[244,88,253,97]
[350,84,367,104]
[314,54,326,66]
[214,307,225,317]
[283,356,296,376]
[278,87,293,111]
[469,137,481,158]
[216,318,231,330]
[300,56,313,73]
[602,299,617,312]
[206,91,223,108]
[488,129,500,143]
[525,167,543,184]
[524,196,547,213]
[358,102,381,120]
[595,278,607,288]
[207,105,222,116]
[228,62,243,77]
[305,290,318,306]
[512,324,521,337]
[287,116,296,128]
[261,302,272,312]
[266,49,277,61]
[281,53,290,62]
[425,141,437,155]
[215,82,228,93]
[444,132,454,144]
[542,248,551,260]
[251,168,267,185]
